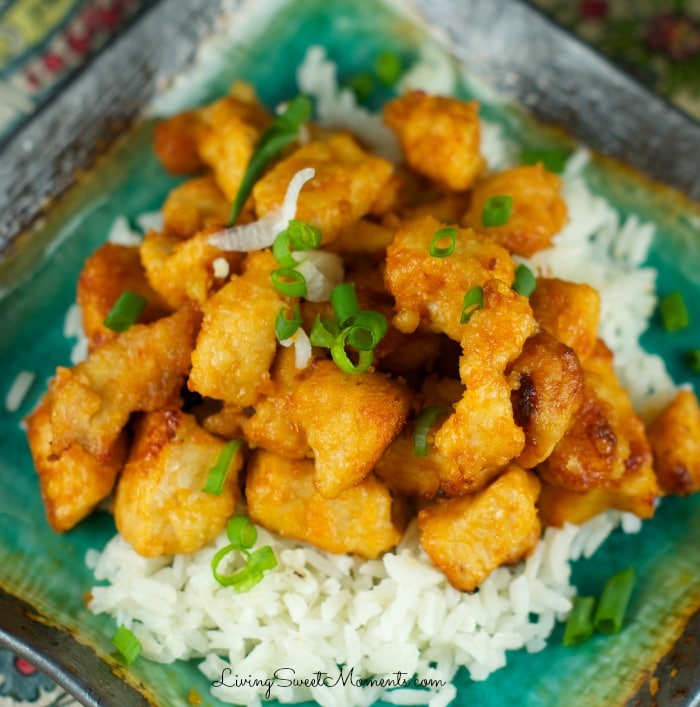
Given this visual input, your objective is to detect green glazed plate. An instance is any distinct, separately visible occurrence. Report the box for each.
[1,1,699,705]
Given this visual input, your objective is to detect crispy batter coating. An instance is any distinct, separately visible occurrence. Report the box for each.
[162,175,231,239]
[49,304,200,461]
[188,250,283,407]
[418,465,541,592]
[462,164,568,257]
[530,278,601,362]
[434,280,537,494]
[77,243,170,350]
[648,389,700,495]
[509,331,584,469]
[385,214,515,340]
[383,92,485,191]
[253,134,393,243]
[246,450,406,558]
[25,399,126,532]
[153,110,206,175]
[289,359,414,498]
[114,409,242,556]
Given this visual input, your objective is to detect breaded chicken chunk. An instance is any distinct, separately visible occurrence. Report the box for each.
[246,450,406,558]
[383,92,485,191]
[289,359,414,498]
[115,409,242,556]
[418,465,541,592]
[462,164,567,257]
[189,250,283,407]
[162,175,232,239]
[648,389,700,495]
[49,304,200,461]
[77,243,170,351]
[385,214,515,340]
[25,399,126,532]
[252,134,394,243]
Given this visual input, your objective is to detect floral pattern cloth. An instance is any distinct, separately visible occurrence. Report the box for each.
[2,0,700,705]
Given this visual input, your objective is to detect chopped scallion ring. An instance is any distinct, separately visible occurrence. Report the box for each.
[520,147,569,174]
[375,51,402,86]
[593,566,635,634]
[562,596,596,646]
[429,227,457,258]
[659,291,690,333]
[346,73,374,103]
[272,230,297,268]
[226,515,257,550]
[346,311,388,351]
[512,264,537,297]
[331,282,361,326]
[481,195,513,227]
[103,291,147,333]
[271,267,307,297]
[275,305,302,342]
[287,219,322,250]
[202,440,243,496]
[112,625,142,664]
[413,406,449,456]
[309,316,340,348]
[330,333,374,374]
[460,286,484,324]
[247,545,278,574]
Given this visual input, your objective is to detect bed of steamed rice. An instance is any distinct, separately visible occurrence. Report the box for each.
[83,45,678,707]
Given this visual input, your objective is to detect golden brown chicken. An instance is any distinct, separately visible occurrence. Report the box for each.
[161,175,232,239]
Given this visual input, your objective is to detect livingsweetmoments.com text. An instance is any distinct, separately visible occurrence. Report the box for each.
[212,667,448,699]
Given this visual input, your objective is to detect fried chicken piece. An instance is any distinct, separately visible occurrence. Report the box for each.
[530,278,601,363]
[162,175,231,239]
[385,214,515,341]
[49,304,200,461]
[114,409,242,556]
[434,280,537,494]
[648,389,700,495]
[252,133,393,243]
[461,164,567,257]
[153,110,207,175]
[201,402,248,439]
[418,465,541,592]
[188,250,283,407]
[326,218,395,256]
[246,450,406,559]
[77,243,170,351]
[25,399,126,532]
[289,359,414,498]
[383,92,485,191]
[509,331,584,469]
[140,227,244,309]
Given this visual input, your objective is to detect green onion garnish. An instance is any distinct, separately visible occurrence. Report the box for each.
[103,291,147,333]
[429,227,457,258]
[112,625,142,664]
[287,219,322,250]
[309,316,340,348]
[271,267,307,297]
[659,291,690,333]
[520,148,569,174]
[202,440,243,495]
[512,264,537,297]
[375,51,402,86]
[330,330,375,375]
[228,95,313,226]
[481,195,513,228]
[413,406,449,456]
[460,285,484,324]
[346,311,388,351]
[272,230,297,268]
[345,73,374,103]
[331,282,361,326]
[275,305,302,342]
[226,514,258,550]
[593,567,635,634]
[562,596,596,646]
[688,349,700,372]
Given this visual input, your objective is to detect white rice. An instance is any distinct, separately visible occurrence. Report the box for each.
[4,370,35,412]
[85,44,678,707]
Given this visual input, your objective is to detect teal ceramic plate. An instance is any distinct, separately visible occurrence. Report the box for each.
[1,1,699,705]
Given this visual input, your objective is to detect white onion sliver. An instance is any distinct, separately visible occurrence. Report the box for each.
[293,327,312,368]
[293,250,344,302]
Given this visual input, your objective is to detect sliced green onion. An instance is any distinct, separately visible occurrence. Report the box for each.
[330,333,374,375]
[593,567,635,634]
[246,545,278,574]
[309,316,340,348]
[429,227,457,258]
[275,305,302,342]
[481,195,513,227]
[375,51,402,86]
[659,291,690,333]
[202,440,243,495]
[512,264,537,297]
[346,311,388,351]
[413,406,449,456]
[112,625,142,664]
[460,285,484,324]
[228,95,313,226]
[331,282,361,326]
[272,230,296,268]
[271,267,307,297]
[226,515,257,550]
[520,147,569,174]
[103,291,147,333]
[562,596,596,646]
[688,349,700,372]
[287,219,322,250]
[345,73,374,103]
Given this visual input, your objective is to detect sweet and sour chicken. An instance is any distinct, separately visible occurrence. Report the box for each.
[25,82,699,593]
